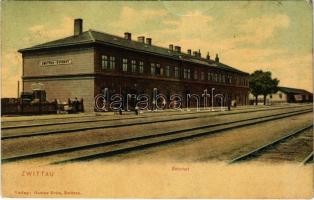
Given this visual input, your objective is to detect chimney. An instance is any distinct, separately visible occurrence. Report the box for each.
[74,18,83,36]
[215,53,220,63]
[124,32,132,40]
[198,49,201,58]
[137,36,145,43]
[206,52,210,60]
[187,49,192,55]
[146,38,152,45]
[169,44,174,51]
[193,51,198,57]
[174,46,181,53]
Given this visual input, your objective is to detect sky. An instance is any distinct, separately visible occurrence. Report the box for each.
[1,1,313,97]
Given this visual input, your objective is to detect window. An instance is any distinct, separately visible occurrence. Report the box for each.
[222,75,226,83]
[151,63,155,75]
[156,64,161,75]
[139,61,144,73]
[229,76,232,83]
[183,68,191,79]
[122,58,128,72]
[215,73,218,82]
[194,70,198,80]
[201,72,205,80]
[207,72,211,81]
[109,56,115,69]
[101,55,108,69]
[165,66,170,77]
[279,93,282,99]
[131,60,136,72]
[174,67,179,78]
[218,74,221,83]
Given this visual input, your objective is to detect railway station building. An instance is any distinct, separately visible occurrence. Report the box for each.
[19,19,250,112]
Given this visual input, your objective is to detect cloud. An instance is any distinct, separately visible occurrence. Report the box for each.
[25,16,73,46]
[1,51,22,97]
[111,6,167,32]
[2,17,73,97]
[159,11,213,41]
[236,14,290,45]
[224,49,312,91]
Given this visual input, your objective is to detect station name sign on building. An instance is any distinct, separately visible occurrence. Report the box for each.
[40,59,72,67]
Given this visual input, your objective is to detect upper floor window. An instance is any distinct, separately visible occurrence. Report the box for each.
[214,73,218,82]
[194,70,198,80]
[165,66,170,77]
[109,56,115,69]
[174,67,179,78]
[139,61,144,73]
[122,58,128,72]
[201,72,205,80]
[207,72,211,81]
[184,68,191,79]
[101,55,108,69]
[151,63,155,75]
[222,75,226,83]
[228,75,232,84]
[131,60,136,73]
[184,69,187,79]
[156,64,161,75]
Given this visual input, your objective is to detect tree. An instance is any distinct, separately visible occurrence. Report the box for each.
[249,70,279,105]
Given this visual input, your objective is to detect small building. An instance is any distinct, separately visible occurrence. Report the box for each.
[249,86,313,105]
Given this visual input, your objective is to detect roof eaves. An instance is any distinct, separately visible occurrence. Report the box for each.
[18,40,95,53]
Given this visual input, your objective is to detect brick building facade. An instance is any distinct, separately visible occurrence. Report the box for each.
[19,19,250,112]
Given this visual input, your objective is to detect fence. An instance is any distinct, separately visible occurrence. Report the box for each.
[1,98,84,115]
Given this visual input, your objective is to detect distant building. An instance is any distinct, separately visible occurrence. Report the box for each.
[249,86,313,105]
[18,19,250,112]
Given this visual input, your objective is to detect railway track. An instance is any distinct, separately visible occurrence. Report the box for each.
[2,105,312,140]
[2,107,312,164]
[2,104,311,130]
[229,124,313,164]
[302,151,313,165]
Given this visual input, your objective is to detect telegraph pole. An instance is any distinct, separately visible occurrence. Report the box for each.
[17,80,20,98]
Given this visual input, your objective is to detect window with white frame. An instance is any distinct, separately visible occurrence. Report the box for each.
[131,60,136,72]
[151,63,155,75]
[174,67,179,78]
[122,58,128,72]
[139,61,144,73]
[109,56,115,69]
[165,66,170,77]
[194,70,198,80]
[215,73,218,82]
[101,55,108,69]
[201,72,205,80]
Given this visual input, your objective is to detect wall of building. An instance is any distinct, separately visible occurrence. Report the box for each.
[23,47,95,77]
[94,44,249,109]
[23,77,95,112]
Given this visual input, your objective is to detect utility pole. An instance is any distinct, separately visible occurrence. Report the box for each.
[17,80,20,98]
